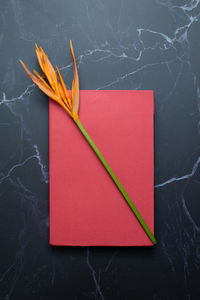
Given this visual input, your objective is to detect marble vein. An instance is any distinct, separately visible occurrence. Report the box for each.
[155,156,200,188]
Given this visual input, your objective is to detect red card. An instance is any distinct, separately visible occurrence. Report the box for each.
[49,90,154,246]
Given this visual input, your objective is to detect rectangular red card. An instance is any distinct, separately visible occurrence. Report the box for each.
[49,90,154,246]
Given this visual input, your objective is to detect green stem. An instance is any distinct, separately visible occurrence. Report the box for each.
[75,118,157,245]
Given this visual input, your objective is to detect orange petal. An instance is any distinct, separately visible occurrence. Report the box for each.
[57,82,65,100]
[57,82,71,113]
[20,60,59,102]
[33,70,51,89]
[35,44,45,73]
[56,66,71,103]
[70,40,79,119]
[39,47,58,90]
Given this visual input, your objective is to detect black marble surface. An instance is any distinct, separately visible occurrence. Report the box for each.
[1,0,200,299]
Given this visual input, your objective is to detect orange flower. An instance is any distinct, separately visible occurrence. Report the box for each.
[20,40,79,120]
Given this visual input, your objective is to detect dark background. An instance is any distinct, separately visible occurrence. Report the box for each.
[1,0,200,299]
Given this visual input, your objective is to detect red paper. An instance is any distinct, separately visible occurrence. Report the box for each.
[49,90,154,246]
